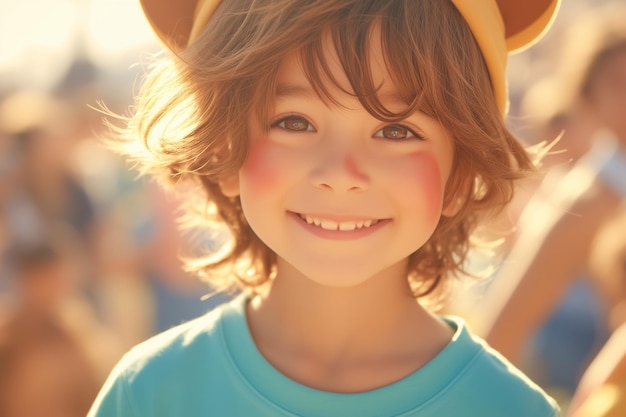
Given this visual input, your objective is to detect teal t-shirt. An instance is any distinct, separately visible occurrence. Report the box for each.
[88,294,560,416]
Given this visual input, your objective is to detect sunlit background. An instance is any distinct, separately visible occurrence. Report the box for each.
[0,0,156,90]
[0,0,624,416]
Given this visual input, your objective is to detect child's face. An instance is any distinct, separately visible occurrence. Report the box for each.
[227,34,456,287]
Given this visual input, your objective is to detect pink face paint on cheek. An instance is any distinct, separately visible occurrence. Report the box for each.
[241,137,280,194]
[405,151,445,223]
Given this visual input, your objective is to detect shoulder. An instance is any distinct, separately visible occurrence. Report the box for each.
[440,316,561,416]
[88,296,251,417]
[102,295,243,391]
[121,296,242,379]
[88,295,247,416]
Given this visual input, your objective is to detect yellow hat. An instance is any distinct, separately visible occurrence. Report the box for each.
[450,0,561,112]
[139,0,560,114]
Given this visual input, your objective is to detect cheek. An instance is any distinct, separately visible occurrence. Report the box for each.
[395,152,444,222]
[241,137,284,194]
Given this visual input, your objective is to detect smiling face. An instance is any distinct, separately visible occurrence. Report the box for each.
[223,31,456,287]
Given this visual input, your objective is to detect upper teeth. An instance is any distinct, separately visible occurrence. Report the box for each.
[300,214,379,231]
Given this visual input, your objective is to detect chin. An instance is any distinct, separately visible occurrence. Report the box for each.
[297,265,379,288]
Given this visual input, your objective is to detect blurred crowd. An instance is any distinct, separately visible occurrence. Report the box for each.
[0,13,228,415]
[0,0,625,416]
[449,1,626,415]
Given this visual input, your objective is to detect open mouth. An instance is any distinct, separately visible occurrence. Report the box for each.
[296,213,382,231]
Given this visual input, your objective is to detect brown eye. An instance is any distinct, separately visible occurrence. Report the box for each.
[374,124,422,140]
[273,116,315,132]
[384,125,408,139]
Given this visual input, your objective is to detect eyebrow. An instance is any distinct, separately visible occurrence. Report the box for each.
[275,84,317,99]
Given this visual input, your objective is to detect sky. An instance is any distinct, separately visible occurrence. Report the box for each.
[0,0,157,91]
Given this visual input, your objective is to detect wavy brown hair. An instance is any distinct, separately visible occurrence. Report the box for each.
[112,0,537,301]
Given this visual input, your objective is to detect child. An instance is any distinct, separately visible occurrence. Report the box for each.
[88,0,561,415]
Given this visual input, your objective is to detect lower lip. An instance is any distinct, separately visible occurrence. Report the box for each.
[288,212,390,241]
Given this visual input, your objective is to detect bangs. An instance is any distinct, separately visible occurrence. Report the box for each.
[296,7,426,122]
[242,0,488,130]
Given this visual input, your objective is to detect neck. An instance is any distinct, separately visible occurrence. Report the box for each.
[249,258,447,359]
[245,258,453,392]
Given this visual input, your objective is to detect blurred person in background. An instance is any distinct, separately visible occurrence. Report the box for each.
[0,83,148,348]
[0,233,120,417]
[0,86,141,416]
[568,209,626,416]
[0,74,219,351]
[478,1,626,406]
[0,90,98,296]
[0,90,96,244]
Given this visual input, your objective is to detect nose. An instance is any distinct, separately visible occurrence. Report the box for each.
[309,148,370,193]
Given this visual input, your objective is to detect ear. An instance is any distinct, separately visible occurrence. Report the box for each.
[218,174,240,197]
